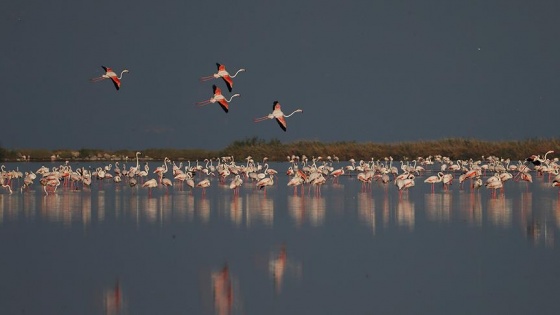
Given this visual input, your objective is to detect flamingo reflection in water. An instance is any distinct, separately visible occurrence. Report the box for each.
[268,244,302,294]
[212,264,234,315]
[103,278,124,315]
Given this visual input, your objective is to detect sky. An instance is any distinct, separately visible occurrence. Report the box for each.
[1,0,559,151]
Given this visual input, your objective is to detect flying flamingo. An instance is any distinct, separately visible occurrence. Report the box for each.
[200,63,245,92]
[253,101,303,132]
[196,85,240,113]
[90,66,129,90]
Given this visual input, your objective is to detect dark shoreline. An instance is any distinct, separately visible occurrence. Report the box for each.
[2,137,558,162]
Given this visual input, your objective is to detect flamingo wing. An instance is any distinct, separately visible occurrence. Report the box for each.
[275,116,287,132]
[221,75,233,92]
[110,76,121,90]
[212,84,221,95]
[217,99,229,113]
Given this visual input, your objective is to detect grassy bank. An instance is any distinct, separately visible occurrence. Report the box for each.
[3,137,559,162]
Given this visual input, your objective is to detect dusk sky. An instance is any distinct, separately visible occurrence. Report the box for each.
[1,0,559,150]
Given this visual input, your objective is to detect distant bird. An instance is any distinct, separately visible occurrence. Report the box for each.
[200,63,245,92]
[257,174,274,194]
[90,66,129,90]
[472,176,483,190]
[442,173,453,191]
[229,174,243,195]
[485,176,503,197]
[128,177,138,188]
[526,150,554,166]
[329,168,345,183]
[396,174,415,197]
[551,180,560,195]
[196,178,211,196]
[196,85,240,113]
[287,175,304,194]
[186,173,195,191]
[161,177,173,188]
[253,101,303,131]
[424,172,443,192]
[142,178,158,196]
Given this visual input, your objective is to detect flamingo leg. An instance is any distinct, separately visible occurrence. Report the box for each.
[90,77,106,82]
[196,100,211,106]
[199,75,215,81]
[253,116,270,123]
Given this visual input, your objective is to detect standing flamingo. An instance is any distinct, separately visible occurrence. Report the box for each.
[200,63,245,92]
[229,174,243,195]
[142,178,158,197]
[424,172,443,193]
[90,66,129,90]
[253,101,303,132]
[196,178,211,196]
[196,85,240,113]
[257,174,275,195]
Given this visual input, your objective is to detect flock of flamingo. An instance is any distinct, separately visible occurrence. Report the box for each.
[1,150,560,198]
[90,63,304,131]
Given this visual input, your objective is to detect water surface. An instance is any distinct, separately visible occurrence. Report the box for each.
[0,162,559,315]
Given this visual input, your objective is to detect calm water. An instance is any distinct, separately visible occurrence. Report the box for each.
[1,162,560,315]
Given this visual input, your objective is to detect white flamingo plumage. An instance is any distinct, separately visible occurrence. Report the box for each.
[200,63,245,92]
[196,85,240,113]
[90,66,129,91]
[142,178,158,196]
[257,174,274,194]
[424,172,443,192]
[253,101,303,132]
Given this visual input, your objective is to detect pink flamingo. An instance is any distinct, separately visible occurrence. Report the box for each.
[200,63,245,92]
[253,101,303,132]
[196,85,240,113]
[90,66,129,90]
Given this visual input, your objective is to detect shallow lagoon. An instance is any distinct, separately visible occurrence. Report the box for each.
[0,161,559,315]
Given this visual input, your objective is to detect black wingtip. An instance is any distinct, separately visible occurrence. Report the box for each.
[276,119,287,132]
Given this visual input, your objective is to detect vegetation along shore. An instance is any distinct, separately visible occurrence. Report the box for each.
[2,137,559,162]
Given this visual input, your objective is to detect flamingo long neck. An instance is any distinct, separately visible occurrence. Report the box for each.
[226,94,240,102]
[118,70,128,79]
[284,110,301,117]
[230,69,244,78]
